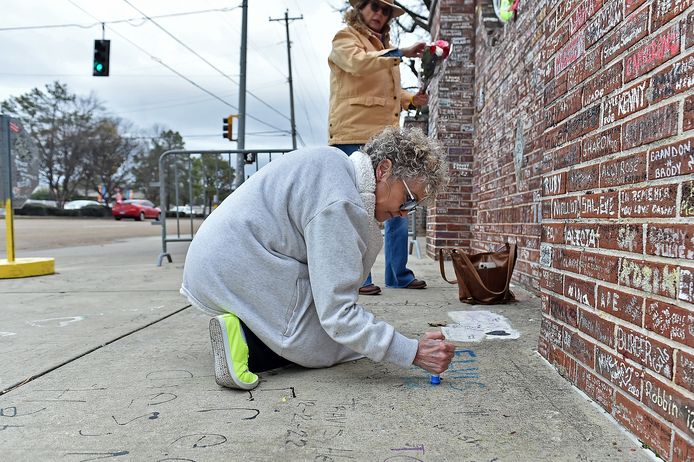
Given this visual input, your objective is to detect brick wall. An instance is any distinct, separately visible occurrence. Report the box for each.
[469,1,546,291]
[427,0,693,459]
[426,0,477,257]
[537,1,694,459]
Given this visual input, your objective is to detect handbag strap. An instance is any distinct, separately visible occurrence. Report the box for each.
[439,248,458,285]
[503,242,517,297]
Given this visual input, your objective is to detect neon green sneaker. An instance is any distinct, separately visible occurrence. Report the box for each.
[209,313,259,390]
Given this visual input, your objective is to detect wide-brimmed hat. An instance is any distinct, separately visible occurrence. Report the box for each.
[349,0,405,18]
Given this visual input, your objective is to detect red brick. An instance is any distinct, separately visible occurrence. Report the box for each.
[555,30,586,75]
[578,308,615,347]
[566,104,601,140]
[553,142,582,169]
[624,24,681,82]
[567,163,600,191]
[685,95,694,131]
[547,91,584,127]
[648,137,694,180]
[582,126,621,161]
[616,325,674,378]
[549,295,578,327]
[625,0,647,15]
[651,53,694,103]
[565,274,596,307]
[675,349,694,392]
[542,224,564,244]
[554,248,583,273]
[568,0,602,35]
[541,268,564,294]
[580,191,618,218]
[613,393,672,458]
[599,223,643,253]
[596,346,643,399]
[622,103,679,150]
[585,0,623,47]
[599,152,647,187]
[567,49,602,88]
[681,181,694,217]
[645,299,694,348]
[542,172,566,196]
[619,257,680,299]
[602,8,650,64]
[679,267,694,303]
[546,21,570,57]
[597,285,644,325]
[672,431,694,462]
[620,184,678,218]
[581,252,620,282]
[687,10,694,49]
[540,315,564,347]
[562,326,596,367]
[545,124,568,149]
[651,0,693,30]
[551,196,580,218]
[647,224,694,260]
[577,364,614,412]
[642,372,693,435]
[582,62,623,105]
[544,72,568,106]
[565,224,600,249]
[602,80,650,125]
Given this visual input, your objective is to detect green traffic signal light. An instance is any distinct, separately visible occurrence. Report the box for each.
[93,39,110,77]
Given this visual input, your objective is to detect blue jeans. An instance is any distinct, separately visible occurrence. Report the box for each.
[331,144,415,288]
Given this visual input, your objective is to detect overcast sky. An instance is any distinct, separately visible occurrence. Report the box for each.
[0,0,423,152]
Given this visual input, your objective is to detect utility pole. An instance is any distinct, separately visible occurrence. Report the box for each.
[269,10,303,151]
[235,0,248,189]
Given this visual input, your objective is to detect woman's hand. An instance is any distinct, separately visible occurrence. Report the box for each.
[412,331,456,374]
[400,41,426,58]
[412,92,428,107]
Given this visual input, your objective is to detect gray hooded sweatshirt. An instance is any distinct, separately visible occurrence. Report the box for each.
[181,147,418,369]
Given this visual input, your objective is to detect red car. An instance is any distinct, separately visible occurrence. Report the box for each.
[112,199,161,221]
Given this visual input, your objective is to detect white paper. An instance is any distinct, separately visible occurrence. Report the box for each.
[441,310,520,342]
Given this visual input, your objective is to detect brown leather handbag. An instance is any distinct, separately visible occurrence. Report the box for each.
[439,243,517,304]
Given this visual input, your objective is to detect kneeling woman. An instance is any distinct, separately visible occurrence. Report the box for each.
[181,126,455,390]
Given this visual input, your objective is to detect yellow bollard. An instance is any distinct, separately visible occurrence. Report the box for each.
[0,199,54,279]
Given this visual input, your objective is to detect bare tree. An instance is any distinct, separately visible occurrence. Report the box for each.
[1,82,102,206]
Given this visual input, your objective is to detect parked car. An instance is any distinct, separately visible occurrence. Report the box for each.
[64,200,103,210]
[112,200,161,221]
[169,204,205,217]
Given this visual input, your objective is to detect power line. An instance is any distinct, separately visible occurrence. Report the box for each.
[0,6,241,32]
[65,0,290,136]
[121,0,291,123]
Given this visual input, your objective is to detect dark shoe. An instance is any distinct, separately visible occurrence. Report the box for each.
[405,279,427,289]
[359,284,382,295]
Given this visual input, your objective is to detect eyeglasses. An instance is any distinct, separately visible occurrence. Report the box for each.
[400,180,419,213]
[368,0,392,17]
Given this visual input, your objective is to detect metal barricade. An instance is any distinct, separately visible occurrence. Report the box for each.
[408,209,421,259]
[156,148,290,266]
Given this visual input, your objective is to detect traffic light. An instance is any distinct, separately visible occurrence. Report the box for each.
[244,153,256,164]
[93,39,110,76]
[222,115,234,141]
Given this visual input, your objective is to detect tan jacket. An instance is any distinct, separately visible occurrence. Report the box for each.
[328,26,414,145]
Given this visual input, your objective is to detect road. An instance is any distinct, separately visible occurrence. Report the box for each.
[0,216,203,253]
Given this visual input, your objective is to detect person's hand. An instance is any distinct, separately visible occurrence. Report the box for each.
[401,41,426,58]
[412,92,428,107]
[412,331,456,374]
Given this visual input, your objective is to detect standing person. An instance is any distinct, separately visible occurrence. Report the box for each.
[181,127,455,390]
[328,0,429,296]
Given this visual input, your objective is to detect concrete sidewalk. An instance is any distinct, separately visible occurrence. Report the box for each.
[0,236,656,461]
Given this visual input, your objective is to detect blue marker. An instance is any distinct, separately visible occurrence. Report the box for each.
[430,374,441,385]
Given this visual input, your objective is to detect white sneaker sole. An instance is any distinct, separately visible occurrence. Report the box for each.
[209,317,258,390]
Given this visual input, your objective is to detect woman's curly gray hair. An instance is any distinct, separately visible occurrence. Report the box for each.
[363,126,449,199]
